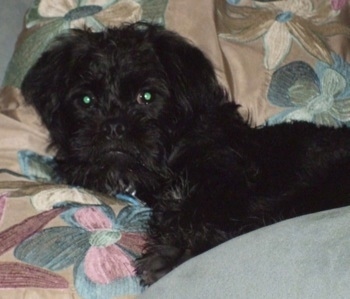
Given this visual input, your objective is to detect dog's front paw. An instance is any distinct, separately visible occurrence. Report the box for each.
[136,245,191,285]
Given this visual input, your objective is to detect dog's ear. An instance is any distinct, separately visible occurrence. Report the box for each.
[21,30,92,146]
[150,27,226,117]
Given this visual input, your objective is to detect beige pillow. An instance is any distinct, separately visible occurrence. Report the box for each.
[166,0,350,126]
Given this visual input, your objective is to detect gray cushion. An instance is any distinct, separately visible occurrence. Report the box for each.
[139,206,350,299]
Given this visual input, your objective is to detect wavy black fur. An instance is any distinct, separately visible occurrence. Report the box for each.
[22,22,350,285]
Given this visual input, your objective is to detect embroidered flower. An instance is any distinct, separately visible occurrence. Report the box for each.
[14,204,151,299]
[218,0,350,69]
[267,54,350,127]
[28,0,142,30]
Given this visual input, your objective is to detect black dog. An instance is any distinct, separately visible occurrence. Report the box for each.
[22,23,350,285]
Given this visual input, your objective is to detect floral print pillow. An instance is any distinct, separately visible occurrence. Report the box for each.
[218,0,350,127]
[3,0,169,88]
[0,180,151,299]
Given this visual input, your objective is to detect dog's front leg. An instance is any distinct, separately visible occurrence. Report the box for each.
[136,205,196,285]
[136,239,192,286]
[136,183,236,285]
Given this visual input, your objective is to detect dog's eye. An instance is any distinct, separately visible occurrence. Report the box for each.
[137,91,154,105]
[82,95,93,106]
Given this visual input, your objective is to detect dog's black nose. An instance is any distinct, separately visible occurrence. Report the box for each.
[103,118,126,139]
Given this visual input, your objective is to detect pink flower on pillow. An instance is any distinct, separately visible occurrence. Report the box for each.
[331,0,347,10]
[14,203,151,299]
[74,206,141,284]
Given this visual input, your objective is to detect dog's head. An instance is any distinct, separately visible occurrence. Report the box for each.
[21,23,227,203]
